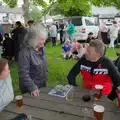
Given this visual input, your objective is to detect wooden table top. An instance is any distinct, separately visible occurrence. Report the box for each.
[0,87,120,120]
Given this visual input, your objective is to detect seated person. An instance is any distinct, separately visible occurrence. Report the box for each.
[0,58,14,112]
[62,40,72,59]
[75,43,89,59]
[67,40,120,101]
[86,32,95,43]
[71,38,79,55]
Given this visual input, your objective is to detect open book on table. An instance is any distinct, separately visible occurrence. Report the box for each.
[48,84,73,98]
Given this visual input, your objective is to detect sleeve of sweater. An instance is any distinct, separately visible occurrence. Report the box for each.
[105,58,120,100]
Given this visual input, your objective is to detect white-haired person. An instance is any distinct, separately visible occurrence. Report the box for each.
[0,58,14,112]
[18,23,48,97]
[62,40,72,60]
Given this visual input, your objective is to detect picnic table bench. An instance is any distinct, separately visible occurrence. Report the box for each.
[0,87,120,120]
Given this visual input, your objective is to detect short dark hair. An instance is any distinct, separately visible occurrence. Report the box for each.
[28,20,34,24]
[88,32,93,35]
[113,21,117,24]
[89,40,105,56]
[16,21,22,27]
[4,33,9,37]
[0,58,8,74]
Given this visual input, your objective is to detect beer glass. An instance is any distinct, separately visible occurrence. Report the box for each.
[94,85,103,100]
[94,105,105,120]
[66,88,74,101]
[15,95,23,108]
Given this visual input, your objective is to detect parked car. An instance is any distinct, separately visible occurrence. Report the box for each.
[64,16,99,41]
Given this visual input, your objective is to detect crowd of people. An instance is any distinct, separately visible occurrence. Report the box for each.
[0,19,120,112]
[99,20,120,49]
[47,20,75,46]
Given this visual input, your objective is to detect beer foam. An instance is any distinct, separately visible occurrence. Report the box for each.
[95,85,103,89]
[94,105,105,113]
[15,95,23,100]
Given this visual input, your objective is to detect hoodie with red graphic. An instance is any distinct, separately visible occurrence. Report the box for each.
[67,56,120,101]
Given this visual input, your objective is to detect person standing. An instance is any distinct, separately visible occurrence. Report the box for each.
[18,23,48,96]
[0,33,3,58]
[59,21,64,44]
[109,21,119,49]
[100,21,108,44]
[67,20,75,43]
[50,23,57,46]
[27,20,34,28]
[12,21,27,62]
[63,22,68,43]
[3,33,14,62]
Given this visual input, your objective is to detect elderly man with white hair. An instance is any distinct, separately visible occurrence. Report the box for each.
[18,23,48,97]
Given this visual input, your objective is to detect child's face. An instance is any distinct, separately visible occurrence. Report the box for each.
[0,64,9,79]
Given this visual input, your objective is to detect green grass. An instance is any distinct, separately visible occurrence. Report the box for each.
[10,42,118,95]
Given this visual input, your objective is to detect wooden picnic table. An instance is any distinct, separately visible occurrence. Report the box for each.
[0,86,120,120]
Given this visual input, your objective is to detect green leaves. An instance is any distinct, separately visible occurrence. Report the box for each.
[3,0,47,8]
[55,0,92,16]
[29,5,42,21]
[3,0,17,8]
[32,0,47,7]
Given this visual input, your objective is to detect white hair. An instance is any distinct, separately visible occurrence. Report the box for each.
[65,40,70,43]
[24,23,48,49]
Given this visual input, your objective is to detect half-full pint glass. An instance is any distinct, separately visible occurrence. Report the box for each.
[15,95,23,108]
[95,85,103,100]
[94,105,105,120]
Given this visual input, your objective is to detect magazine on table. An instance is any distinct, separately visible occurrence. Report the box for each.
[48,84,73,98]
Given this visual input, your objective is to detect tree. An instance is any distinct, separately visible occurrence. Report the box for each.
[2,0,47,23]
[29,5,42,21]
[43,0,91,16]
[46,0,120,17]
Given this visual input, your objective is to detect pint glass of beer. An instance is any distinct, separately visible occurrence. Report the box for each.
[95,85,103,100]
[94,105,105,120]
[15,95,23,108]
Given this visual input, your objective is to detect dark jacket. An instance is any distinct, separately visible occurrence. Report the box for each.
[67,56,120,101]
[3,37,14,56]
[12,26,27,52]
[18,42,48,94]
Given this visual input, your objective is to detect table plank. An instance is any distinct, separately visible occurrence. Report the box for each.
[2,87,120,120]
[6,99,120,120]
[4,103,94,120]
[5,103,57,120]
[39,86,114,103]
[24,93,119,112]
[0,111,40,120]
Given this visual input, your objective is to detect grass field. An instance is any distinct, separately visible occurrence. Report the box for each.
[10,42,118,95]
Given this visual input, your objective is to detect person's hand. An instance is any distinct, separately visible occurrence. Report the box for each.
[31,89,40,97]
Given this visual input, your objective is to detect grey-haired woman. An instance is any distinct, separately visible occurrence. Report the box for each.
[18,23,48,96]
